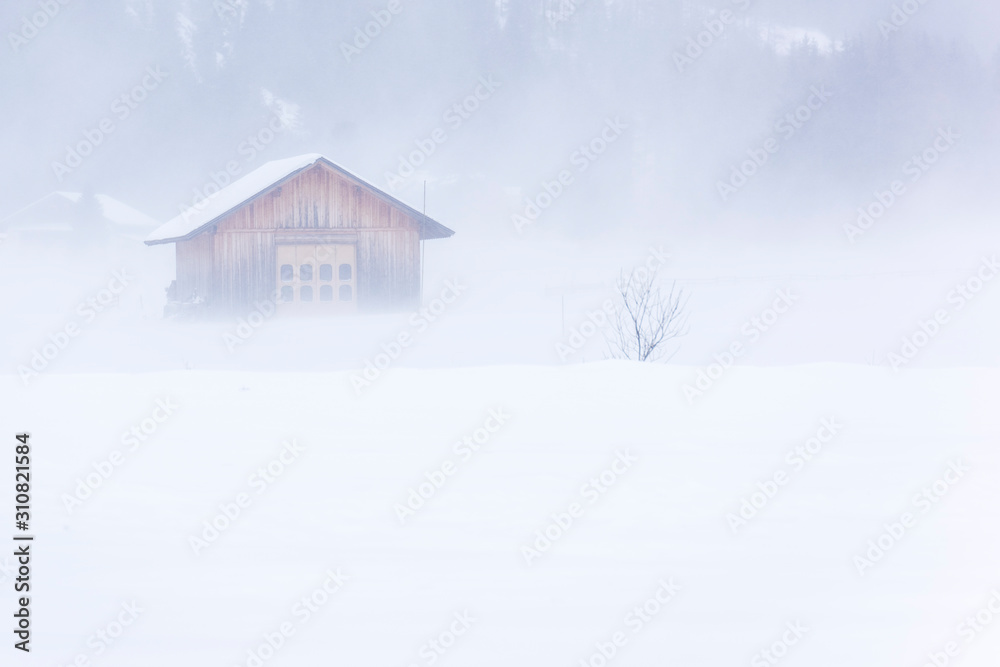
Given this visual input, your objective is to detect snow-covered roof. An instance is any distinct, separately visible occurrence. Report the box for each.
[145,153,454,245]
[94,194,159,228]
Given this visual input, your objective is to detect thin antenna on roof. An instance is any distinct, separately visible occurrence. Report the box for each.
[420,180,426,303]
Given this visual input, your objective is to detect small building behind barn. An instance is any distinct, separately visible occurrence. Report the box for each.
[1,191,159,245]
[145,154,454,316]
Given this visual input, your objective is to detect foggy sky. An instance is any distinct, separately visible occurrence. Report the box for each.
[2,0,998,246]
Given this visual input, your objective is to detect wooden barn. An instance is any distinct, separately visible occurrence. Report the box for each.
[145,154,455,316]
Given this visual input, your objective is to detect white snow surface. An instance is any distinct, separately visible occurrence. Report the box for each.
[4,364,1000,666]
[3,215,1000,665]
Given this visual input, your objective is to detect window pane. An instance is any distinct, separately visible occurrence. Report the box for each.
[339,285,353,302]
[280,264,293,282]
[320,264,333,282]
[281,286,293,302]
[339,263,352,281]
[320,285,334,302]
[301,286,313,302]
[300,264,313,281]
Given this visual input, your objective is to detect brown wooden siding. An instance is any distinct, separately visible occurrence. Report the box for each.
[212,230,275,313]
[356,228,421,309]
[175,232,213,303]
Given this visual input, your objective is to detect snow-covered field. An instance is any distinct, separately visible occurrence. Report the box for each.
[4,363,999,666]
[2,231,1000,665]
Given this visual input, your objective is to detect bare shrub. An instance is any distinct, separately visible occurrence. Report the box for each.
[606,268,690,362]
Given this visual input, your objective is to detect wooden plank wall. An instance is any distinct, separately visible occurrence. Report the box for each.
[175,232,213,303]
[189,162,422,314]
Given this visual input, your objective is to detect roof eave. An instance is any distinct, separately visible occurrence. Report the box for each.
[418,218,456,240]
